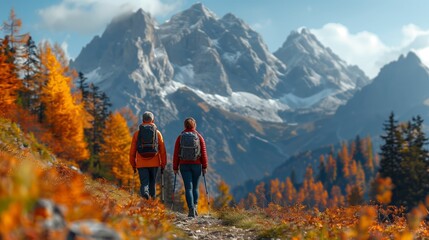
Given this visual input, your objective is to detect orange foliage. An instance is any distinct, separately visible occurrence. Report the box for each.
[0,40,20,114]
[39,42,88,161]
[0,142,175,239]
[181,184,213,214]
[99,112,132,186]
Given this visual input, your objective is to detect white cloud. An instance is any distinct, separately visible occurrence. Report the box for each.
[60,41,70,61]
[38,0,182,34]
[310,23,429,78]
[251,19,272,31]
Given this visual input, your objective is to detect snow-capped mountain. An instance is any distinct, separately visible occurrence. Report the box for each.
[70,4,371,186]
[159,3,287,98]
[274,29,369,114]
[71,9,178,125]
[279,52,429,155]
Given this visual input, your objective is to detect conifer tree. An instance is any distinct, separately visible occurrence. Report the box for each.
[19,36,42,113]
[2,9,28,50]
[283,177,296,206]
[269,178,282,205]
[317,155,327,184]
[39,42,88,161]
[99,112,132,186]
[0,38,20,113]
[396,116,429,209]
[244,193,257,209]
[379,112,402,179]
[254,182,266,208]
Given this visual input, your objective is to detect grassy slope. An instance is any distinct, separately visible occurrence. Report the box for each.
[0,117,187,239]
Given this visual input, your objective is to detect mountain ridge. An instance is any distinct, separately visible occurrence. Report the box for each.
[70,3,370,187]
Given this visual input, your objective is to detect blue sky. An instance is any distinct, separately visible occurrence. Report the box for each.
[2,0,429,77]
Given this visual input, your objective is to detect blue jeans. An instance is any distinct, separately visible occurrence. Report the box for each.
[138,167,158,199]
[180,164,202,210]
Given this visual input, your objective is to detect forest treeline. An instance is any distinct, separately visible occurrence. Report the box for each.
[0,9,138,185]
[239,113,429,212]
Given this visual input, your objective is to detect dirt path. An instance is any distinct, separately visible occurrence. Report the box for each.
[172,212,256,240]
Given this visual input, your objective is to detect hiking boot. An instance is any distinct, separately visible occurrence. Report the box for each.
[188,208,196,218]
[142,193,150,200]
[194,205,198,216]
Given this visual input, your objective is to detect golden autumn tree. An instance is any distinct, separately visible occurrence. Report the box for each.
[254,182,267,208]
[244,192,257,209]
[39,42,88,161]
[329,185,345,207]
[283,177,296,206]
[214,180,234,209]
[2,9,28,50]
[297,166,328,209]
[339,143,351,179]
[99,112,132,186]
[269,178,282,205]
[0,39,20,115]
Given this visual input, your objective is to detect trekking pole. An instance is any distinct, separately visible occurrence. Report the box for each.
[161,168,165,203]
[131,171,137,197]
[203,173,210,208]
[171,173,177,210]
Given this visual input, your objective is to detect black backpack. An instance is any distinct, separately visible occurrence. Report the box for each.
[179,132,201,161]
[137,124,158,158]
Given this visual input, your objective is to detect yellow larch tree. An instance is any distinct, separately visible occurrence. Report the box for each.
[214,180,233,209]
[0,39,20,114]
[283,177,296,206]
[39,42,88,161]
[99,112,132,186]
[269,178,282,205]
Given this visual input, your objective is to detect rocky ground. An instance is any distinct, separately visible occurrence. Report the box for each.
[172,212,256,240]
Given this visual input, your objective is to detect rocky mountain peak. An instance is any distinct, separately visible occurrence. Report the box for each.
[398,51,422,66]
[167,3,217,28]
[103,8,155,41]
[189,3,217,18]
[221,13,245,26]
[279,28,335,62]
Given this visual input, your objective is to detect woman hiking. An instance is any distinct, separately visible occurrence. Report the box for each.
[173,117,208,218]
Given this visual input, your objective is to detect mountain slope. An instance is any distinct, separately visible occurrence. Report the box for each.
[159,3,287,98]
[71,9,177,125]
[274,29,369,115]
[70,4,371,187]
[279,51,429,155]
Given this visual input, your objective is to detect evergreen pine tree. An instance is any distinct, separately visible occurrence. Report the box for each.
[379,113,402,180]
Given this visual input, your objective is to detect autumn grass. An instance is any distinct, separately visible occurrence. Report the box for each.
[217,203,429,240]
[0,117,186,239]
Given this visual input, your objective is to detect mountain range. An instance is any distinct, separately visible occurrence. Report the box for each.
[70,3,429,188]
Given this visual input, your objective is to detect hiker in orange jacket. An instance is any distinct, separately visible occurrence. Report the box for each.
[173,117,208,217]
[129,111,167,199]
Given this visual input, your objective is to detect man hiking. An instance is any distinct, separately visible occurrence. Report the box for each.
[173,117,208,217]
[129,111,167,200]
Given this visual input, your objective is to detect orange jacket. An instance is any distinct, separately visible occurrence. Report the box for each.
[129,123,167,169]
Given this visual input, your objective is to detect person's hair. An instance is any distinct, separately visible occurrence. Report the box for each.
[184,117,196,130]
[142,111,154,123]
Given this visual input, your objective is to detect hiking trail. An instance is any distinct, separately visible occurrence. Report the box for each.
[172,212,256,240]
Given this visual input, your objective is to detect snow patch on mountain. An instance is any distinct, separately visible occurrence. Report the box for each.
[86,67,103,85]
[156,79,289,123]
[174,64,195,84]
[280,88,335,109]
[222,52,241,64]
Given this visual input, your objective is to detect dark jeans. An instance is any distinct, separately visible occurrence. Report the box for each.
[180,164,202,210]
[138,167,158,199]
